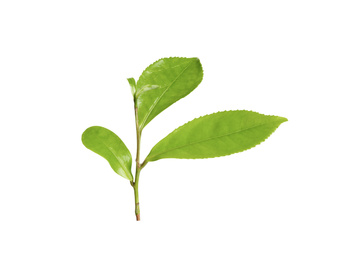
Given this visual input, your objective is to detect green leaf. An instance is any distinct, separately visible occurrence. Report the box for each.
[82,126,133,181]
[136,57,203,130]
[127,78,136,96]
[145,110,287,162]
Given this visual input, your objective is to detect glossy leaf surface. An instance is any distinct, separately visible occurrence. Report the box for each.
[146,110,287,161]
[136,57,203,129]
[82,126,133,181]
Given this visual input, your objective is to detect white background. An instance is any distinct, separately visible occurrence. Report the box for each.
[1,0,339,259]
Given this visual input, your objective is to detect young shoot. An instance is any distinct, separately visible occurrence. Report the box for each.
[82,57,287,221]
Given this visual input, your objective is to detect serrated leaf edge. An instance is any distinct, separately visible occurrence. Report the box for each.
[136,57,203,84]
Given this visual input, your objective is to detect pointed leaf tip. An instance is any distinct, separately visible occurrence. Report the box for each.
[82,126,133,181]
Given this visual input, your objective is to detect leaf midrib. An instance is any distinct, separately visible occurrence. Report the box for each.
[139,60,195,129]
[147,121,279,160]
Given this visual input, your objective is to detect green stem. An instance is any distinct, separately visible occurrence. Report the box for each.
[134,166,141,221]
[133,102,141,221]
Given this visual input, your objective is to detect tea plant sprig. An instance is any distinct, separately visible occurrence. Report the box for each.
[82,57,287,221]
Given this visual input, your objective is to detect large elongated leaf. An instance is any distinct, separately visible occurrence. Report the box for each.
[145,110,287,162]
[136,57,203,130]
[82,126,133,181]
